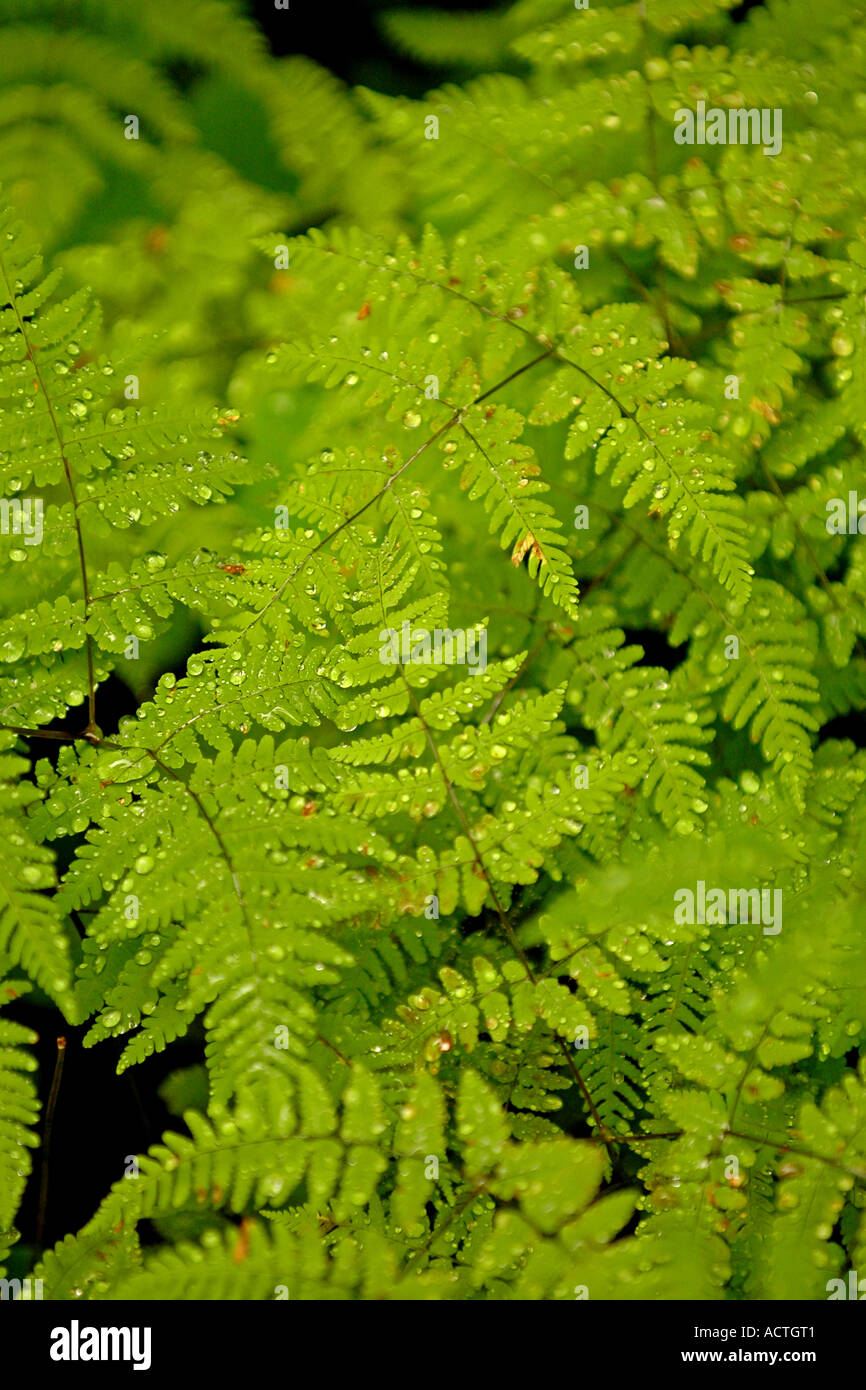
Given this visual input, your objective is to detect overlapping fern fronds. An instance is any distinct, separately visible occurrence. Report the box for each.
[1,0,865,1302]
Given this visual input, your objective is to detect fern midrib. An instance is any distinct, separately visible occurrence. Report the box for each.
[303,237,749,593]
[0,245,97,730]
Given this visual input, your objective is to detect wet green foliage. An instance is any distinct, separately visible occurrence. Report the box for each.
[1,0,866,1300]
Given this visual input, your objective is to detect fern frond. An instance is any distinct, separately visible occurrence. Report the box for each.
[0,985,39,1263]
[0,731,73,1007]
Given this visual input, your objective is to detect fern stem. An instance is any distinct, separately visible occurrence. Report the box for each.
[36,1035,66,1247]
[0,725,80,742]
[0,251,98,733]
[241,348,555,640]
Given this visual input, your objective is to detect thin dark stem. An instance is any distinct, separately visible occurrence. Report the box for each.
[611,1131,682,1142]
[403,1178,489,1270]
[727,1129,866,1182]
[36,1036,67,1247]
[241,348,555,639]
[0,255,97,731]
[0,725,79,743]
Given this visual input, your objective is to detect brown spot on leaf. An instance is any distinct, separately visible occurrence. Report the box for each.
[511,532,545,567]
[749,397,780,424]
[145,226,168,255]
[233,1219,253,1264]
